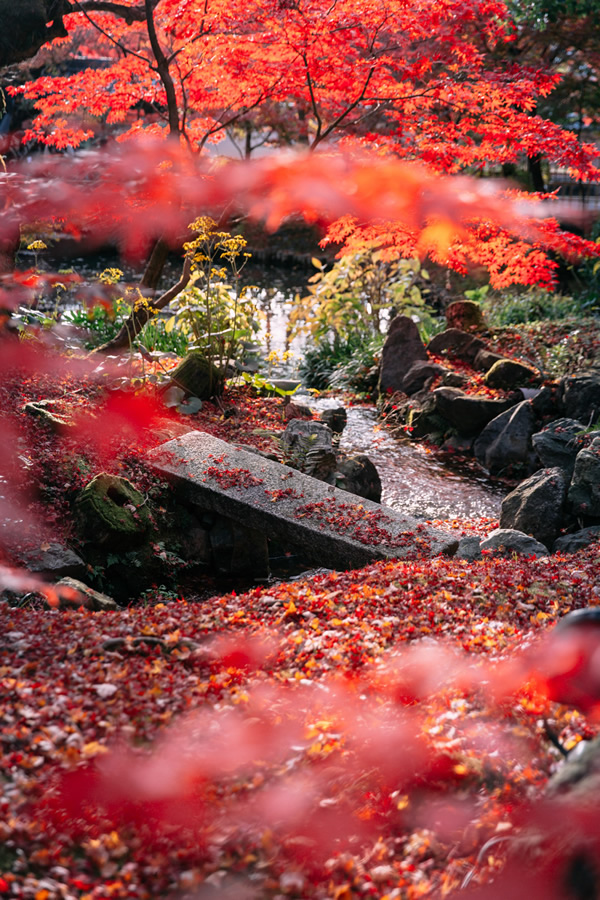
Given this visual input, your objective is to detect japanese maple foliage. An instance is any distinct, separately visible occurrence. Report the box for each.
[6,0,600,286]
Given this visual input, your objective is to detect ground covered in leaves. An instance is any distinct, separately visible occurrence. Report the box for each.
[2,347,600,899]
[2,545,600,900]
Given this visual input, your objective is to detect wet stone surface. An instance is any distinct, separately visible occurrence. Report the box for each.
[150,432,459,570]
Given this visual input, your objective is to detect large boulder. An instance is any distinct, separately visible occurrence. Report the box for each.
[560,371,600,424]
[474,400,537,474]
[499,467,568,548]
[480,528,550,558]
[483,359,541,390]
[553,526,600,555]
[433,387,516,436]
[378,316,428,394]
[568,437,600,518]
[531,418,586,477]
[335,454,382,502]
[427,329,487,365]
[445,300,485,332]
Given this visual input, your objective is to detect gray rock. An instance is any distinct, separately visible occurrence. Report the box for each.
[474,400,537,474]
[54,577,119,611]
[378,315,428,394]
[568,437,600,517]
[427,328,487,365]
[480,528,550,558]
[281,419,333,460]
[553,526,600,554]
[500,467,567,547]
[401,360,448,395]
[561,371,600,424]
[433,387,516,436]
[484,359,540,390]
[532,418,586,476]
[209,516,269,577]
[473,349,505,372]
[319,407,347,435]
[454,535,482,561]
[19,542,86,579]
[150,431,459,569]
[335,454,382,503]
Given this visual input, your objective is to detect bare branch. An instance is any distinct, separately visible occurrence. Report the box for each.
[70,1,159,25]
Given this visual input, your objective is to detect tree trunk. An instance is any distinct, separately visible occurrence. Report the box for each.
[528,153,545,193]
[95,256,191,353]
[140,237,171,290]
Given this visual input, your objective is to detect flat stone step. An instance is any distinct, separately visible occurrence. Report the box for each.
[150,432,458,570]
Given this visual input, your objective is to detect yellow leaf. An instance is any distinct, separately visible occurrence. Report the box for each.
[82,742,109,758]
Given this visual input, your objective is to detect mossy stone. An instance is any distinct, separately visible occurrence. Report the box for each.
[169,352,224,399]
[75,473,150,543]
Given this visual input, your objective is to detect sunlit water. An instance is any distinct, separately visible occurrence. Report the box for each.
[314,399,506,521]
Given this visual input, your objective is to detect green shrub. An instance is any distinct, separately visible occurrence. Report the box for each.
[482,286,597,327]
[299,334,382,394]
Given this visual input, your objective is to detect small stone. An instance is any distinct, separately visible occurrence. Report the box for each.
[480,528,549,558]
[54,577,119,611]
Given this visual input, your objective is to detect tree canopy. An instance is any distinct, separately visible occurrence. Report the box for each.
[4,0,600,287]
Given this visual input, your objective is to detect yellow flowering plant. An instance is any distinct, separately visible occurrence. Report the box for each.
[164,216,260,376]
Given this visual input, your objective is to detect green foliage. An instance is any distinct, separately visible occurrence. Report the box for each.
[62,299,189,354]
[289,251,439,346]
[299,333,383,394]
[240,371,299,399]
[164,217,261,375]
[482,286,596,327]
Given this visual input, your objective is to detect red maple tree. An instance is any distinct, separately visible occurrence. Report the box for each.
[6,0,600,285]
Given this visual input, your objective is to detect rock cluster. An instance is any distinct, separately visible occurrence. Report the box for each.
[378,309,600,559]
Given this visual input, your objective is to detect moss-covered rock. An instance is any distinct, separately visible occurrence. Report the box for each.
[169,352,224,399]
[75,473,151,544]
[484,359,541,389]
[446,300,485,332]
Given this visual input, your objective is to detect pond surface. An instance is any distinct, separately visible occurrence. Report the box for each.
[314,399,506,522]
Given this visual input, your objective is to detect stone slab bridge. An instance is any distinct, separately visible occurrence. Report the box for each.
[150,432,458,571]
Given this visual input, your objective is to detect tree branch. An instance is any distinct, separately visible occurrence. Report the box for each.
[95,256,192,353]
[70,0,159,25]
[144,0,181,135]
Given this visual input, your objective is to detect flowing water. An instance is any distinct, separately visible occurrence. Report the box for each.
[313,398,506,522]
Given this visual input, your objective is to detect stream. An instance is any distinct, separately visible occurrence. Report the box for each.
[313,398,506,522]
